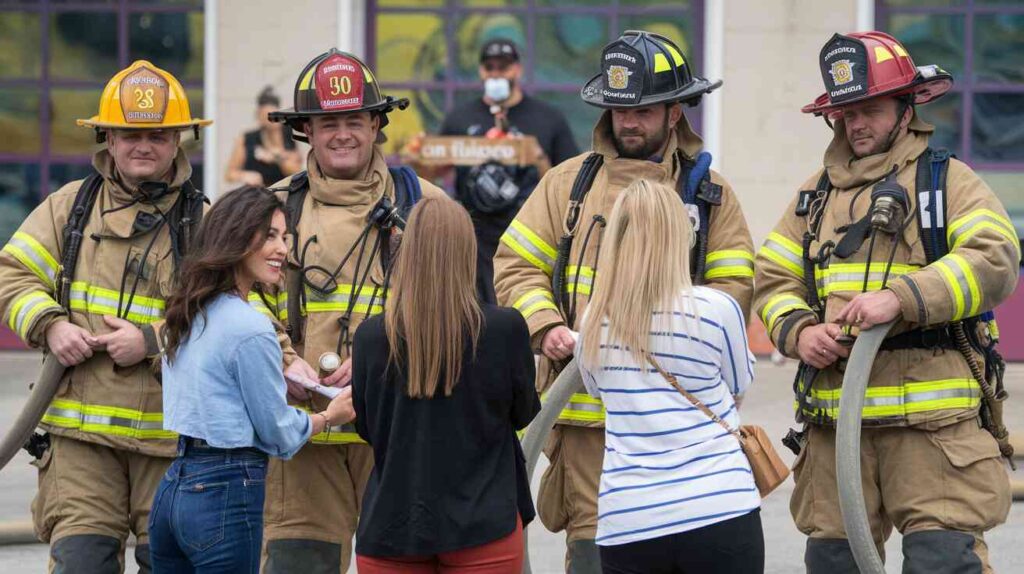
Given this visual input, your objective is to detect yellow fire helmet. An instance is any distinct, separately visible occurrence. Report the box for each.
[77,60,212,143]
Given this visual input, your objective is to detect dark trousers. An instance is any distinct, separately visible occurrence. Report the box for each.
[149,438,268,573]
[598,509,765,574]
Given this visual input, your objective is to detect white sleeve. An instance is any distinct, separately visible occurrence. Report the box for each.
[573,329,601,398]
[716,291,756,396]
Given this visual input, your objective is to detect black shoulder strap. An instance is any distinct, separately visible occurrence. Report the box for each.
[284,171,309,261]
[915,147,951,264]
[56,173,103,309]
[169,180,208,271]
[553,153,603,314]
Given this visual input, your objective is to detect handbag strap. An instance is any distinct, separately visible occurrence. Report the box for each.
[645,353,743,441]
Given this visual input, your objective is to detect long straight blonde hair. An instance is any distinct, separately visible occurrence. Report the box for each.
[580,179,696,368]
[384,196,483,398]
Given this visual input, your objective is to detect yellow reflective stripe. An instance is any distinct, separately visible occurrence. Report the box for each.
[550,392,606,423]
[802,379,981,419]
[564,265,595,296]
[3,231,59,286]
[247,292,276,319]
[500,220,556,275]
[932,254,979,320]
[304,284,386,316]
[41,398,176,440]
[814,263,919,297]
[947,209,1019,250]
[513,289,558,319]
[705,250,755,279]
[947,253,981,318]
[8,291,62,340]
[758,232,804,277]
[68,281,164,324]
[760,293,811,334]
[296,405,365,444]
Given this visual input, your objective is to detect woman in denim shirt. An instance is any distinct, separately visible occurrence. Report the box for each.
[148,186,353,573]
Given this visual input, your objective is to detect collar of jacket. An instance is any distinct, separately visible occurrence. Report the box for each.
[306,146,388,207]
[91,148,192,239]
[591,109,705,163]
[824,113,934,189]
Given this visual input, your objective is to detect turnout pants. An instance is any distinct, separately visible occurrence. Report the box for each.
[32,434,171,573]
[536,425,604,574]
[792,419,1011,573]
[261,443,373,573]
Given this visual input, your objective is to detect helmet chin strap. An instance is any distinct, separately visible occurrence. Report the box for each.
[881,96,913,153]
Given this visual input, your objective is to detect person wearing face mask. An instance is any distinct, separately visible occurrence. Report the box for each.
[255,48,448,574]
[225,86,304,187]
[754,31,1016,572]
[493,31,755,572]
[0,60,210,572]
[431,38,579,304]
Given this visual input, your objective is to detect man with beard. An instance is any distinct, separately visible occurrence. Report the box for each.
[493,30,755,572]
[755,31,1016,572]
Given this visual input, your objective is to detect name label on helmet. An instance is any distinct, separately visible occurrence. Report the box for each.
[315,53,365,111]
[119,66,168,124]
[601,42,643,105]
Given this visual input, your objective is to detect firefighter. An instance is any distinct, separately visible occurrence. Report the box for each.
[493,30,755,572]
[754,31,1016,572]
[0,61,210,572]
[256,49,447,574]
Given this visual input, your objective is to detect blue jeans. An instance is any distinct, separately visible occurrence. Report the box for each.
[149,438,268,573]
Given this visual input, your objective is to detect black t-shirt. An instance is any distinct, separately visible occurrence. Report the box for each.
[440,94,579,243]
[351,305,540,557]
[242,125,296,187]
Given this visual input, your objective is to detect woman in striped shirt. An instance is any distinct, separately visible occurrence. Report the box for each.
[577,179,764,573]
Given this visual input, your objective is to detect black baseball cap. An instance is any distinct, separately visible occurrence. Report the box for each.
[480,39,520,63]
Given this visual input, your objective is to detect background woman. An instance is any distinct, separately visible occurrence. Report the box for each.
[577,179,764,574]
[351,196,540,573]
[225,86,303,187]
[149,186,353,573]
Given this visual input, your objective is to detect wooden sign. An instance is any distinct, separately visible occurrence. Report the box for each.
[415,135,540,167]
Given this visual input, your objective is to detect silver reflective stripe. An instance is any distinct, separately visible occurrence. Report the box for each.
[44,406,165,431]
[69,287,163,321]
[13,294,57,335]
[805,386,980,411]
[565,400,604,414]
[705,257,755,271]
[504,224,555,270]
[5,234,57,283]
[762,238,803,268]
[939,258,975,317]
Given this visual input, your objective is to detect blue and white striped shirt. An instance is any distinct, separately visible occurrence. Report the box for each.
[578,286,759,546]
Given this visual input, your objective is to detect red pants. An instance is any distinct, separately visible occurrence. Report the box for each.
[355,516,524,573]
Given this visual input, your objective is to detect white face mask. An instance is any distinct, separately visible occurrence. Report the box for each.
[484,78,511,103]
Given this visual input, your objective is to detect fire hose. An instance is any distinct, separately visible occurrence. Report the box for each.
[520,359,584,574]
[836,321,895,574]
[0,354,65,473]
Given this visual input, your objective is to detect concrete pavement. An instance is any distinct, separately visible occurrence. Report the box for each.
[0,351,1021,572]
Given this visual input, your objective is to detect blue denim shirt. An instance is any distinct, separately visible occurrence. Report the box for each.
[162,293,311,459]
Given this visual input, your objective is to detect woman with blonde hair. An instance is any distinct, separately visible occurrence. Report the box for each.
[351,196,540,573]
[578,179,764,573]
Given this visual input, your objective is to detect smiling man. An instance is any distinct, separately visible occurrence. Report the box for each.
[754,31,1018,572]
[0,60,210,573]
[258,49,447,574]
[493,30,755,572]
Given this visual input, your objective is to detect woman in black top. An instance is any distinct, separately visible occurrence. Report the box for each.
[352,196,540,573]
[225,86,303,186]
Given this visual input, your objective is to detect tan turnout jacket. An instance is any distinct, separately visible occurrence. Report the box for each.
[754,116,1020,428]
[494,112,755,428]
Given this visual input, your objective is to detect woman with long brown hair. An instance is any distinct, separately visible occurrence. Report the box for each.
[148,186,353,573]
[351,196,540,573]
